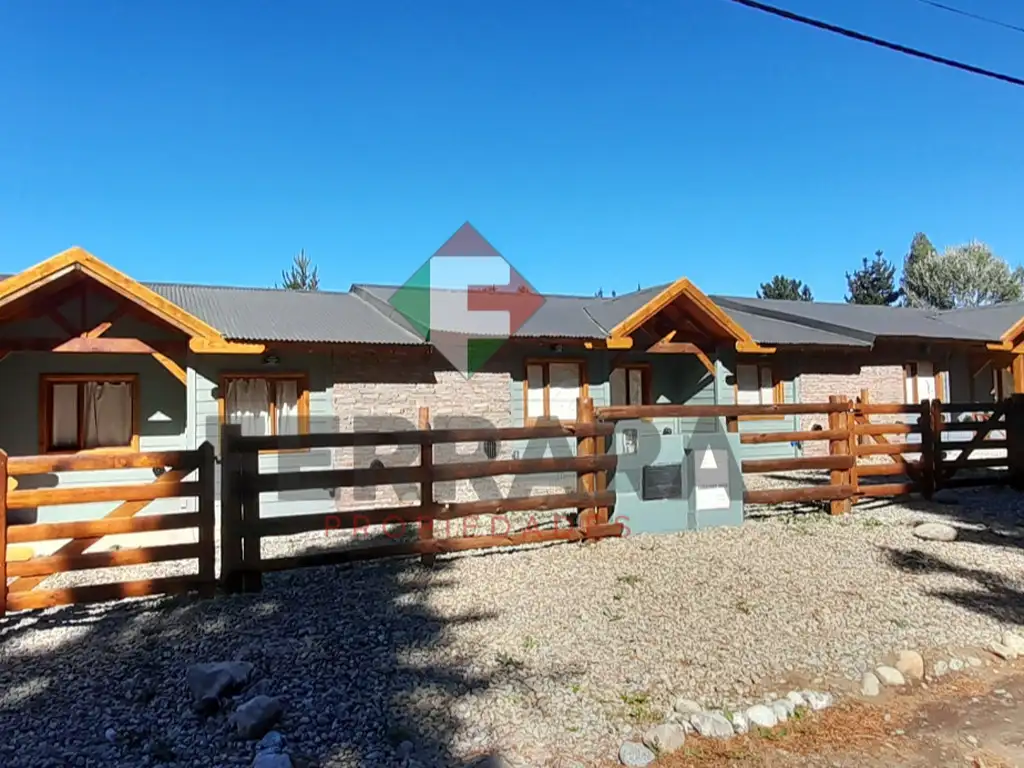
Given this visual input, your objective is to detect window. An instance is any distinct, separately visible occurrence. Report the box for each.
[904,362,943,403]
[994,365,1014,400]
[221,373,310,439]
[524,360,587,423]
[40,374,139,453]
[735,363,782,405]
[610,365,651,406]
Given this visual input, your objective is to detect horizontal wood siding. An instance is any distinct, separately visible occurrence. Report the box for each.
[717,351,799,460]
[190,351,335,518]
[0,352,189,553]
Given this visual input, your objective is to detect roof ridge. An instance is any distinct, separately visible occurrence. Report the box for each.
[145,280,354,297]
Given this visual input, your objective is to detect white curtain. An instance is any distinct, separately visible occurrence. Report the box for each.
[83,381,133,448]
[610,368,626,406]
[736,364,760,405]
[51,383,80,450]
[275,379,299,435]
[758,367,774,405]
[628,368,644,405]
[227,378,271,436]
[548,362,581,421]
[610,368,646,406]
[526,363,545,420]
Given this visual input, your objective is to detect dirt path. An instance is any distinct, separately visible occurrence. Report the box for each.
[652,659,1024,767]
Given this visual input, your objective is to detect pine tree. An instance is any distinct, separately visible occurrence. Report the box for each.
[757,275,813,301]
[280,249,320,291]
[845,250,901,305]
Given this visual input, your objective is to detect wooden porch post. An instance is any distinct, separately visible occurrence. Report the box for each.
[0,450,7,617]
[1014,354,1024,394]
[418,406,435,567]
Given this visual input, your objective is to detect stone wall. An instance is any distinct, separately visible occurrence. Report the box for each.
[330,347,575,525]
[798,364,906,456]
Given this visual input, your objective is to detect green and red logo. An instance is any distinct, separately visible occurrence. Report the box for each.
[390,223,546,376]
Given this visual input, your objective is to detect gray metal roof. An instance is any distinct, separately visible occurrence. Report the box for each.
[936,302,1024,339]
[146,282,422,344]
[723,306,873,347]
[351,284,608,339]
[712,296,997,344]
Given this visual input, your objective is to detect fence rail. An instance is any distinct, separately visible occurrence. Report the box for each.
[0,444,216,615]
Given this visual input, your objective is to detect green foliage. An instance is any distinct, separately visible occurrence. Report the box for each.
[845,250,900,305]
[280,249,320,291]
[757,275,813,301]
[901,236,1024,309]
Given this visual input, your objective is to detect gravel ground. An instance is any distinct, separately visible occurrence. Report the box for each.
[3,482,1024,768]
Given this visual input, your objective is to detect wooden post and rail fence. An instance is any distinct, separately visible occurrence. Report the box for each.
[3,394,1024,611]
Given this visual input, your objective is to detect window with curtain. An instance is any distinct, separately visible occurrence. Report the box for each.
[524,360,585,423]
[735,363,780,406]
[609,365,651,406]
[42,375,137,452]
[222,374,309,438]
[904,361,942,403]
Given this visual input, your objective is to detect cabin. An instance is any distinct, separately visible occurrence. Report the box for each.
[3,240,1024,556]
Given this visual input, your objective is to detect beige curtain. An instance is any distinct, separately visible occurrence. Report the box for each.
[227,378,271,436]
[275,379,299,435]
[83,381,133,448]
[51,383,80,450]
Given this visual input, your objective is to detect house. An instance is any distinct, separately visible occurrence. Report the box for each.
[2,242,1023,555]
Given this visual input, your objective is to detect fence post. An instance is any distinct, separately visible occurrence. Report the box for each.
[0,450,7,618]
[845,400,859,504]
[1007,394,1024,490]
[827,396,851,515]
[197,441,216,598]
[919,400,935,499]
[220,424,244,594]
[418,406,436,567]
[930,399,944,493]
[576,397,597,530]
[239,446,262,593]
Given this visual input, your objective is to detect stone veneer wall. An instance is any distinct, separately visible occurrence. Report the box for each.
[798,365,906,456]
[330,347,575,526]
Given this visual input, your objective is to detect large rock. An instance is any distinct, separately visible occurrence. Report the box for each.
[895,651,925,680]
[989,641,1018,661]
[231,695,283,739]
[785,691,808,710]
[253,753,292,768]
[730,711,749,735]
[186,661,254,711]
[672,697,702,716]
[745,704,778,729]
[642,723,686,755]
[860,672,881,697]
[1003,632,1024,655]
[875,666,906,687]
[690,711,734,739]
[913,523,957,542]
[770,701,790,722]
[618,741,655,766]
[802,691,834,711]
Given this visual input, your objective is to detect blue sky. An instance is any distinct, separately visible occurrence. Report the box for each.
[1,0,1022,301]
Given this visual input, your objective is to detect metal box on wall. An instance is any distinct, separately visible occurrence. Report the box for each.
[685,432,744,530]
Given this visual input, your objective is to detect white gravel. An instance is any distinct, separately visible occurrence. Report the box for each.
[2,484,1024,767]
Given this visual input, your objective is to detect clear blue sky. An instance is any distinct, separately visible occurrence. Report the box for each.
[1,0,1022,301]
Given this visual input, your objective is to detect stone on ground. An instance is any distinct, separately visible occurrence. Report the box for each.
[1002,632,1024,655]
[875,666,906,687]
[253,752,292,768]
[895,650,925,680]
[860,672,881,697]
[745,704,778,728]
[989,641,1018,661]
[185,661,254,711]
[672,697,702,716]
[770,700,790,722]
[913,522,958,541]
[690,711,734,739]
[730,711,749,734]
[619,741,655,766]
[803,691,834,711]
[642,723,686,754]
[786,691,808,709]
[230,695,283,739]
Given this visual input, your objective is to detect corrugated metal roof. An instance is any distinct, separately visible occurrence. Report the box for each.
[352,284,608,339]
[146,283,423,344]
[936,302,1024,339]
[712,296,997,343]
[723,306,873,347]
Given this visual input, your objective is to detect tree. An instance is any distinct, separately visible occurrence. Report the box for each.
[280,249,320,291]
[901,238,1023,309]
[845,250,900,305]
[900,232,939,308]
[757,275,813,301]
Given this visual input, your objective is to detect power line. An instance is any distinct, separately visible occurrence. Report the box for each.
[724,0,1024,88]
[913,0,1024,35]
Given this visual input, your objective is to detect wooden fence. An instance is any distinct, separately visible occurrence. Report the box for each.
[0,444,216,615]
[220,399,623,593]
